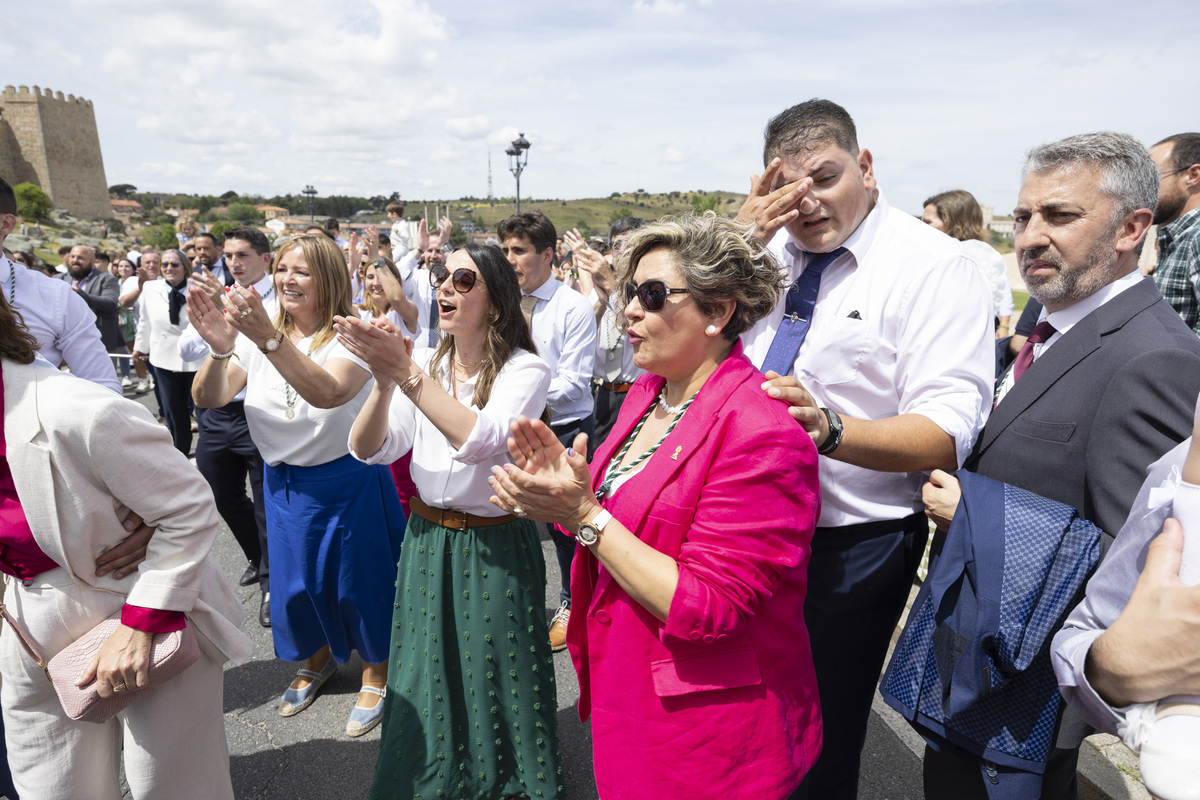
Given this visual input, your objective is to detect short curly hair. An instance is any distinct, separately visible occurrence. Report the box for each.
[618,213,784,340]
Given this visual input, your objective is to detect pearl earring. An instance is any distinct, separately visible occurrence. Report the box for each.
[705,324,719,336]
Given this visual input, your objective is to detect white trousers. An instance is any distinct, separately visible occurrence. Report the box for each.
[0,569,234,800]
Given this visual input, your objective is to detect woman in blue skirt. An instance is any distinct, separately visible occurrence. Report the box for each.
[338,243,566,799]
[189,233,405,737]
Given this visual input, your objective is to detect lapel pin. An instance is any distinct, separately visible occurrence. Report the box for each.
[671,446,682,460]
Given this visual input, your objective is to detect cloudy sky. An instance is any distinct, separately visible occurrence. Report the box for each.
[3,0,1196,216]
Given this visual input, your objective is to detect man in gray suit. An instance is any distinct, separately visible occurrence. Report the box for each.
[923,132,1200,798]
[58,244,123,354]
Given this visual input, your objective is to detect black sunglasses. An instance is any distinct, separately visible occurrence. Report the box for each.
[625,279,689,312]
[429,264,478,294]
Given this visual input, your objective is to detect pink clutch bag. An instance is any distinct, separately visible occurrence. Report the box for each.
[0,604,200,723]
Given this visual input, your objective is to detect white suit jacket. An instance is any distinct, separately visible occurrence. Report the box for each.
[132,280,205,373]
[2,360,251,664]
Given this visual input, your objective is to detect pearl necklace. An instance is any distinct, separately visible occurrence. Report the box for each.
[658,387,690,414]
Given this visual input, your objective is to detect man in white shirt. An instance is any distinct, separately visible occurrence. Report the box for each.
[181,225,279,627]
[499,211,598,651]
[0,178,120,393]
[736,99,994,800]
[386,200,413,257]
[581,217,646,446]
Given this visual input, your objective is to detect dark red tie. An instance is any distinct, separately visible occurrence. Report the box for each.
[1012,320,1057,383]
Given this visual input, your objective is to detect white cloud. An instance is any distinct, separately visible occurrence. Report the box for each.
[663,147,688,164]
[446,116,491,139]
[633,0,686,14]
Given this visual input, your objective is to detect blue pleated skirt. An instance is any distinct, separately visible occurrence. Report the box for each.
[263,453,406,663]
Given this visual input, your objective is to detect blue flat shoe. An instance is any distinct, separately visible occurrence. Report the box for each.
[345,685,386,737]
[279,655,337,717]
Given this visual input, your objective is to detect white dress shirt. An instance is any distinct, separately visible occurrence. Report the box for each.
[960,238,1014,319]
[589,290,643,383]
[233,334,372,467]
[524,275,598,425]
[178,273,279,402]
[133,279,206,373]
[741,191,994,527]
[0,255,120,393]
[992,270,1142,407]
[351,348,551,516]
[396,251,440,347]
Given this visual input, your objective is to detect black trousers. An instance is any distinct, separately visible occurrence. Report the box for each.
[923,744,1078,800]
[194,401,269,592]
[546,414,595,606]
[592,383,631,452]
[791,513,928,800]
[156,368,195,456]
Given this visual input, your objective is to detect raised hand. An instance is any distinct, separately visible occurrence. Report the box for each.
[416,218,430,252]
[333,314,413,389]
[187,265,225,305]
[735,157,812,245]
[436,216,453,247]
[487,416,596,526]
[186,286,238,354]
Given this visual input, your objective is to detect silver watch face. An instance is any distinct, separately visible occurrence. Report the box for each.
[577,524,600,546]
[265,336,280,352]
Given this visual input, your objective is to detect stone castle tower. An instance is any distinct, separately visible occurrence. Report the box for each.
[0,85,110,219]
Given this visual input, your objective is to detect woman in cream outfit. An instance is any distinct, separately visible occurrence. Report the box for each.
[1,300,251,799]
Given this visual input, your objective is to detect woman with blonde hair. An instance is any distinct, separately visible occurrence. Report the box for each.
[188,233,405,737]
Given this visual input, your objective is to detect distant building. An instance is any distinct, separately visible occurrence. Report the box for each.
[0,85,110,219]
[110,198,143,217]
[256,205,289,220]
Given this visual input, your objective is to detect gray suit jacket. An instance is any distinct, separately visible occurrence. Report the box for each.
[967,277,1200,537]
[56,268,123,351]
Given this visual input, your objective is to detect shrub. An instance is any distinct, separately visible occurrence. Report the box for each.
[14,183,53,220]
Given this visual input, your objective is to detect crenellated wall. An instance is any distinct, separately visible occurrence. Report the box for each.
[0,85,111,219]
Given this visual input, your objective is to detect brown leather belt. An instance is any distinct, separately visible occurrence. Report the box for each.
[596,380,634,393]
[408,495,516,530]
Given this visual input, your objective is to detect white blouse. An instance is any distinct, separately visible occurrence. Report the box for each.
[234,333,373,467]
[351,347,550,516]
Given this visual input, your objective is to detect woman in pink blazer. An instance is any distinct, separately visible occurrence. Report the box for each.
[490,213,823,799]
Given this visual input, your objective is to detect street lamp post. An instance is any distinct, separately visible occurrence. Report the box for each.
[303,185,317,222]
[506,133,531,213]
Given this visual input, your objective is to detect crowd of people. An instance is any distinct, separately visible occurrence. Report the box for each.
[1,98,1200,800]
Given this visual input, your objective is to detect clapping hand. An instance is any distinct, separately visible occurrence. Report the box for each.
[333,314,413,390]
[487,416,597,526]
[188,266,225,305]
[186,286,238,354]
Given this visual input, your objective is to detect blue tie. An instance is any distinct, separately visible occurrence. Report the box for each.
[759,247,847,376]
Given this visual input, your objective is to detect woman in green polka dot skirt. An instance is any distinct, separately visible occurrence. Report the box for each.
[340,243,566,799]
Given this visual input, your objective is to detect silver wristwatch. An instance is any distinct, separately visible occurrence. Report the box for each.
[577,509,613,547]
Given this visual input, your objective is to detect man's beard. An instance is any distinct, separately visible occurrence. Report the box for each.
[1154,186,1185,226]
[66,262,92,280]
[1021,229,1119,309]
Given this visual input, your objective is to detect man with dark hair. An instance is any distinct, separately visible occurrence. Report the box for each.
[0,177,119,392]
[585,217,646,443]
[191,231,230,286]
[736,98,994,799]
[325,217,348,248]
[1149,132,1200,334]
[922,132,1200,799]
[499,210,598,651]
[179,225,277,626]
[55,244,70,273]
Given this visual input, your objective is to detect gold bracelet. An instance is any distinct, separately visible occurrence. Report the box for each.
[398,373,423,396]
